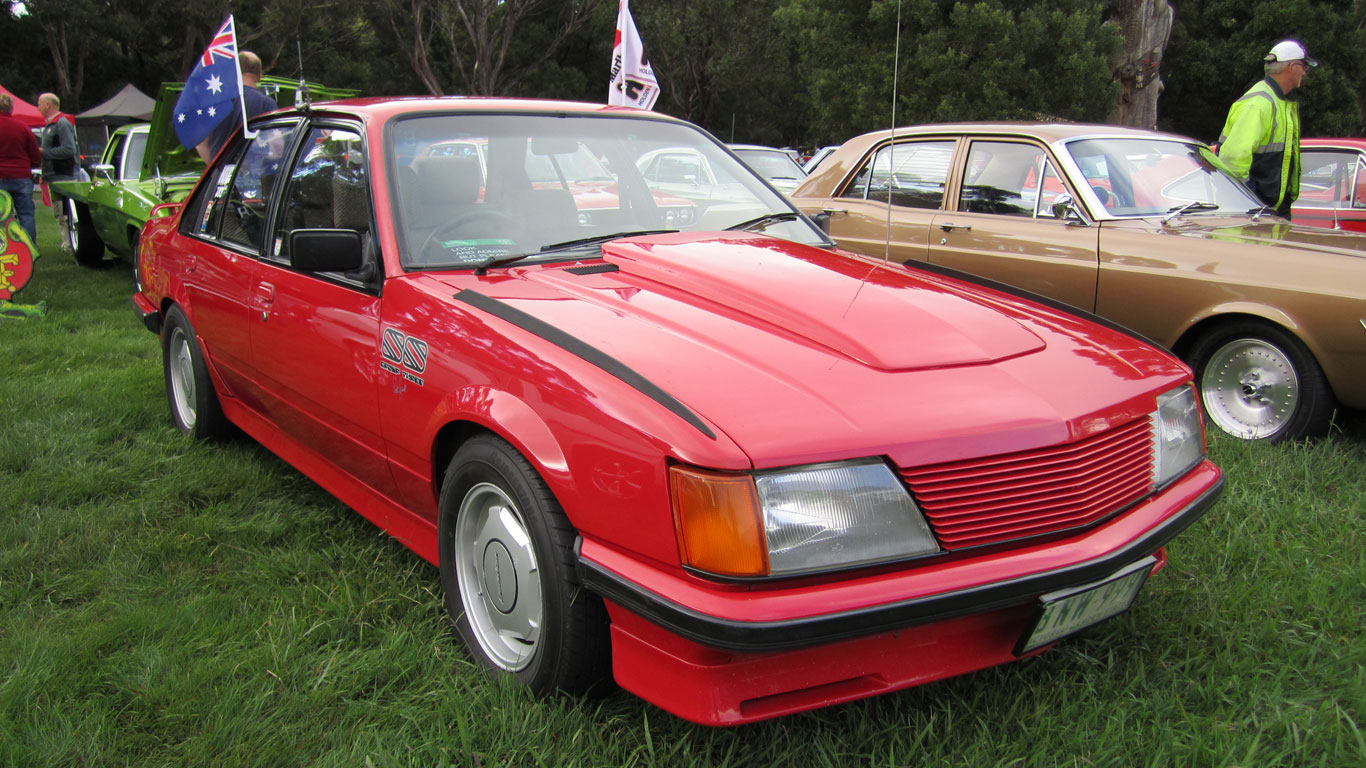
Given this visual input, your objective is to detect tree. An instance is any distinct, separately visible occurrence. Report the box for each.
[373,0,605,96]
[1106,0,1172,128]
[1161,0,1366,141]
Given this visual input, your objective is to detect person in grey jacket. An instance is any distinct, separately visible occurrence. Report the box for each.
[37,92,78,227]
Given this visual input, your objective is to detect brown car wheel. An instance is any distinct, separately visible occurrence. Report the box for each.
[1187,320,1335,442]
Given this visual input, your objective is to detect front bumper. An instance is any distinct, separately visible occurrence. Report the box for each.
[577,461,1222,723]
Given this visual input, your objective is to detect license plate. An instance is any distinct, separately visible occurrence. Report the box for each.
[1017,556,1157,655]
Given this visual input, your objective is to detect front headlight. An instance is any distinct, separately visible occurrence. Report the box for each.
[670,460,939,578]
[1152,384,1204,487]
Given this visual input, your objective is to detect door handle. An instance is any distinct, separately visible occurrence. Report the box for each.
[939,222,972,232]
[255,283,275,321]
[821,207,848,216]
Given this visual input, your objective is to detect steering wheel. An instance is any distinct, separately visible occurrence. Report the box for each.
[420,209,520,262]
[1091,184,1114,208]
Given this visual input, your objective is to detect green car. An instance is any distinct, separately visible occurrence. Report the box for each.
[55,76,358,266]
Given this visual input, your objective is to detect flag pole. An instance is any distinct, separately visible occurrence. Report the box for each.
[232,15,254,140]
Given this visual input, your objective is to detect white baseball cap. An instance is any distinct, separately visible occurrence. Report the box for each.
[1266,40,1318,67]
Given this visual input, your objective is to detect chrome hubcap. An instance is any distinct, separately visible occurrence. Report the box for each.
[454,482,542,671]
[1201,337,1299,439]
[169,328,197,430]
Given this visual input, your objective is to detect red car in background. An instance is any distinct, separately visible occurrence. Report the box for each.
[132,97,1221,725]
[1295,138,1366,231]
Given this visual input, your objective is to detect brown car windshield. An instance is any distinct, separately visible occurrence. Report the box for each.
[1065,138,1263,217]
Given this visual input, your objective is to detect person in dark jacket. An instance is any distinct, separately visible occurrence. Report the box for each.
[0,94,41,243]
[1217,40,1318,219]
[196,51,279,163]
[37,92,79,228]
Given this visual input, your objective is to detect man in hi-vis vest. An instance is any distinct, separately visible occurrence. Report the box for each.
[1217,40,1318,220]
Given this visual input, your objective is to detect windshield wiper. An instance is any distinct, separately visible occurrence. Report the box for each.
[1247,205,1276,221]
[473,252,533,275]
[1162,201,1220,223]
[725,211,804,232]
[538,229,678,255]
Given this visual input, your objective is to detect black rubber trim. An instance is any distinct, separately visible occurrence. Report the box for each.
[577,476,1222,652]
[132,297,161,335]
[903,259,1167,351]
[564,263,620,275]
[453,289,716,440]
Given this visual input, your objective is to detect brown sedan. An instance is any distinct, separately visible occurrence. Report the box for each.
[792,122,1366,442]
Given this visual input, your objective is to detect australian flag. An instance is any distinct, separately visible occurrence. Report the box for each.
[173,15,241,151]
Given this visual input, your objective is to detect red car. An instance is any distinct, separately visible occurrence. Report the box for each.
[1295,138,1366,231]
[132,97,1222,725]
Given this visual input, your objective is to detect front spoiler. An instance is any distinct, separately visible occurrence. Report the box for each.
[577,472,1222,653]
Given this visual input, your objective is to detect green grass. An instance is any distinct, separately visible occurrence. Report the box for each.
[2,222,1364,767]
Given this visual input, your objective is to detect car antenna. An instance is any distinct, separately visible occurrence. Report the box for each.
[294,38,312,112]
[884,0,902,264]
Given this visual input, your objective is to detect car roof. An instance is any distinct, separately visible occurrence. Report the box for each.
[847,121,1197,148]
[290,96,689,127]
[1301,137,1366,150]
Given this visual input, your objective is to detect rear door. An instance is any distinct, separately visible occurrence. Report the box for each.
[928,138,1101,312]
[809,138,956,263]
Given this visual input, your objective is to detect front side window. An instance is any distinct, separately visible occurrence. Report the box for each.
[1298,150,1358,208]
[272,126,369,263]
[842,141,954,209]
[959,141,1056,217]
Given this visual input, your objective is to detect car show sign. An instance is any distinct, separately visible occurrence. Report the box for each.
[0,190,44,319]
[608,0,659,110]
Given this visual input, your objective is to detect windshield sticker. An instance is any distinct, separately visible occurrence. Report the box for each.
[436,238,517,264]
[380,326,429,386]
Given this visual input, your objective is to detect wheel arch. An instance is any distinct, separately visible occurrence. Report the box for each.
[429,388,570,503]
[1171,305,1313,362]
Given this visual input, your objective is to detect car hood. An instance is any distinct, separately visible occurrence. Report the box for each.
[1107,215,1366,258]
[435,233,1185,468]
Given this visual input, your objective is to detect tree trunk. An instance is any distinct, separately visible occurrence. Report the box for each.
[1107,0,1172,129]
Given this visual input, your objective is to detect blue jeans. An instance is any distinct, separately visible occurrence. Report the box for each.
[0,177,37,245]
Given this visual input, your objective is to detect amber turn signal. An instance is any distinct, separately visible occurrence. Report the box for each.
[669,466,769,577]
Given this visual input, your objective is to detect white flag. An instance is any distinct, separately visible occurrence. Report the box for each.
[608,0,659,110]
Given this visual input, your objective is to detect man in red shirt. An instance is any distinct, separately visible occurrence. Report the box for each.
[0,93,41,244]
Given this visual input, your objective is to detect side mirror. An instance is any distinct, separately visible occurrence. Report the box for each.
[289,228,364,273]
[811,211,831,234]
[1051,193,1086,223]
[91,163,115,181]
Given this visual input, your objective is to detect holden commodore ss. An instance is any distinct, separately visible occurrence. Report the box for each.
[791,123,1366,444]
[132,98,1223,725]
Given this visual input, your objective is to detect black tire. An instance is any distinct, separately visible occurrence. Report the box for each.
[437,434,610,695]
[161,305,230,440]
[1186,320,1335,443]
[66,199,106,267]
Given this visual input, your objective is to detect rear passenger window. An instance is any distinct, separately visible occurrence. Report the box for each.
[841,141,954,210]
[218,124,297,251]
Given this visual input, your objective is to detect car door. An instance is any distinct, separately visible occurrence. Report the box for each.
[171,128,297,412]
[810,139,956,263]
[85,128,140,246]
[250,123,393,499]
[928,138,1101,312]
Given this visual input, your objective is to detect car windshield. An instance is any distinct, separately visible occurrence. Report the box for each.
[1064,138,1263,217]
[390,114,821,270]
[734,148,806,182]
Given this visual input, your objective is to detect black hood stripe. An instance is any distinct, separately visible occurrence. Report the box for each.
[454,289,717,440]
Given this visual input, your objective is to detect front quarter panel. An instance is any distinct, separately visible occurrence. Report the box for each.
[376,276,749,574]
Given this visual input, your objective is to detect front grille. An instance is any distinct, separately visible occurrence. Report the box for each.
[900,418,1154,549]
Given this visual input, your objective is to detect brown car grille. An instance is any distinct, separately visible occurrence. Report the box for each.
[899,418,1154,549]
